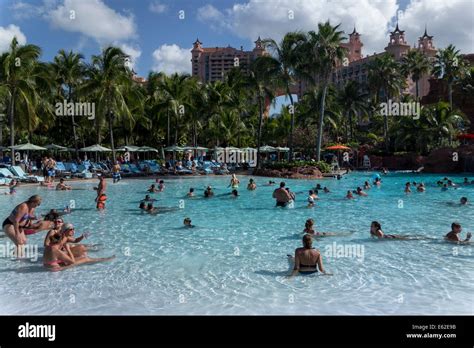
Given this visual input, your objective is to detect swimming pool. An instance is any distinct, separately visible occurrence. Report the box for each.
[0,172,473,315]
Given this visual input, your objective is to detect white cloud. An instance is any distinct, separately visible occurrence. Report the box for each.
[149,1,168,14]
[0,25,27,53]
[118,43,142,70]
[196,0,473,57]
[152,44,191,75]
[197,4,225,22]
[398,0,473,53]
[48,0,137,43]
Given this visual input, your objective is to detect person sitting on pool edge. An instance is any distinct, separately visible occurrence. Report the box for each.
[287,234,331,277]
[445,222,471,243]
[272,182,293,207]
[183,217,194,228]
[56,178,72,191]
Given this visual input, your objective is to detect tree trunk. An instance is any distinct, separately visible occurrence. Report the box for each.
[288,90,295,162]
[69,86,79,159]
[349,111,354,141]
[8,92,15,165]
[108,111,116,161]
[167,109,170,146]
[315,84,327,161]
[415,79,419,101]
[448,82,453,109]
[256,94,264,169]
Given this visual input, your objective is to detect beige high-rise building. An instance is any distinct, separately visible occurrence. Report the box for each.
[191,37,267,82]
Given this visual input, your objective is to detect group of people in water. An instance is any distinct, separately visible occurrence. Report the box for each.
[1,170,472,276]
[1,194,114,270]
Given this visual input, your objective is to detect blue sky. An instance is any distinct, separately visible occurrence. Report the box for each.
[2,0,472,77]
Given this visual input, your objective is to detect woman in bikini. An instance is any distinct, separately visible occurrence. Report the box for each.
[370,221,410,239]
[288,235,331,277]
[43,232,114,272]
[2,195,49,257]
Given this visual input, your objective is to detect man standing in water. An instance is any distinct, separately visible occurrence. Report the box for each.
[272,182,293,207]
[95,175,107,210]
[112,161,121,183]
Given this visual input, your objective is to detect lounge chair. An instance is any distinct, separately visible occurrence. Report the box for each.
[0,168,14,184]
[55,162,72,178]
[9,166,44,183]
[129,163,145,176]
[73,164,93,179]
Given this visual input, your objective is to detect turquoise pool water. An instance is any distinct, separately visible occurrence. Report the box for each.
[0,172,473,315]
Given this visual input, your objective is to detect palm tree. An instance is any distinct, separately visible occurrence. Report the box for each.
[297,21,347,160]
[155,73,192,145]
[83,46,136,160]
[263,32,306,161]
[337,80,368,141]
[432,44,467,109]
[401,49,431,100]
[0,37,42,164]
[367,53,405,151]
[247,56,280,169]
[51,49,85,158]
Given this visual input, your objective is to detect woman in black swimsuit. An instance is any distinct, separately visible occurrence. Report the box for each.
[288,235,330,277]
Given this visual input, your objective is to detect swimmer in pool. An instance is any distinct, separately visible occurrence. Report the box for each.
[303,218,340,237]
[444,222,471,244]
[44,222,90,258]
[43,231,114,272]
[142,194,156,202]
[148,184,159,193]
[287,234,330,277]
[4,179,18,195]
[323,187,330,193]
[460,197,468,205]
[187,188,195,197]
[204,186,214,198]
[183,217,194,228]
[229,174,240,189]
[404,182,412,193]
[231,189,239,197]
[363,181,371,190]
[56,178,72,191]
[374,177,381,186]
[157,180,165,192]
[417,183,426,192]
[370,221,410,239]
[307,190,317,207]
[441,184,448,191]
[139,202,147,211]
[463,178,470,185]
[146,203,158,214]
[273,182,292,207]
[356,187,368,196]
[447,180,457,187]
[286,187,296,201]
[346,190,354,199]
[247,178,257,190]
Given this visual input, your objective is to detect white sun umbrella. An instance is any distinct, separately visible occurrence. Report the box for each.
[80,144,112,152]
[259,145,277,152]
[44,144,68,151]
[10,143,47,151]
[164,145,185,151]
[138,146,158,152]
[116,145,140,152]
[275,147,289,152]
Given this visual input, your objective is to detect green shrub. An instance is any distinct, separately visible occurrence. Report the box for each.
[265,160,331,173]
